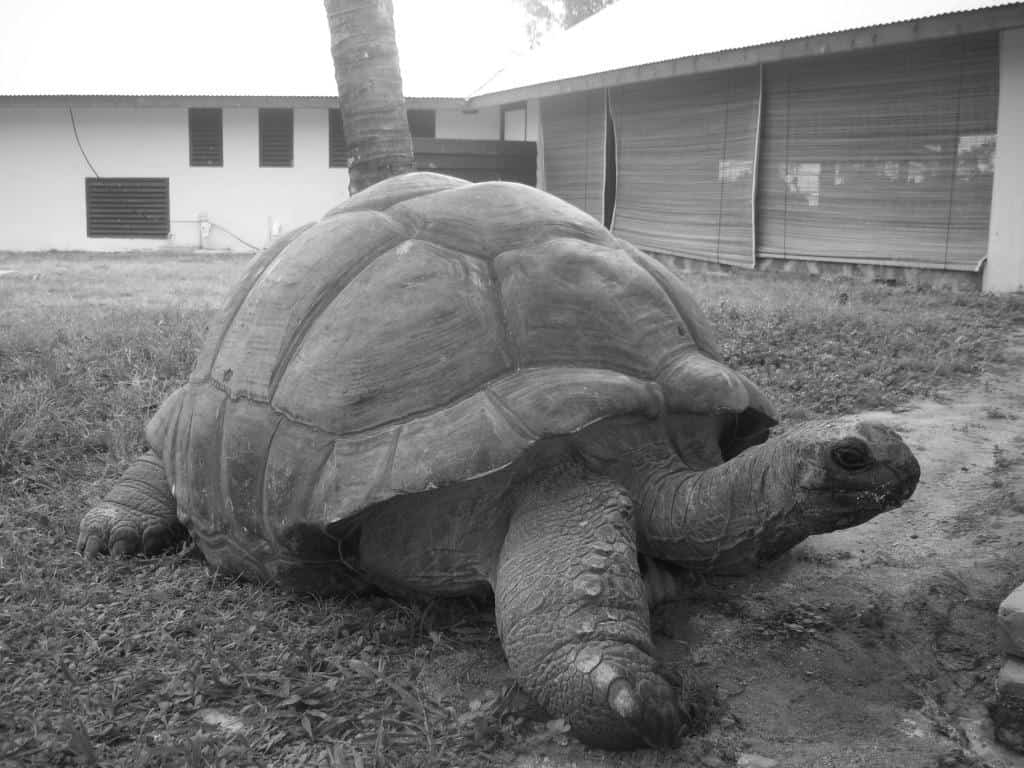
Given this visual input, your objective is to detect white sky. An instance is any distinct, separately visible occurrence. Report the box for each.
[0,0,1006,99]
[480,0,1005,95]
[0,0,533,98]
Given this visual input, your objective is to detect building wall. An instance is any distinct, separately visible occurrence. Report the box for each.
[435,105,500,139]
[983,27,1024,293]
[0,103,500,252]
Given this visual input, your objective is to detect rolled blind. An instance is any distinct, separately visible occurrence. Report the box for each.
[541,90,606,222]
[610,67,760,266]
[758,34,998,271]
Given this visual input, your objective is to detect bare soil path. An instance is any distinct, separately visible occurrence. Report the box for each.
[453,334,1024,768]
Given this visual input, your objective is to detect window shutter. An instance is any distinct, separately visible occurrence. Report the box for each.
[407,109,436,139]
[189,108,223,167]
[758,34,998,271]
[85,178,170,238]
[259,108,294,167]
[541,90,606,222]
[609,67,760,266]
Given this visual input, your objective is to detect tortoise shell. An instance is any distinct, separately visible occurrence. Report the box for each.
[146,173,774,572]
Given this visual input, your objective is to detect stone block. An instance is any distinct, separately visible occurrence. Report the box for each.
[997,582,1024,657]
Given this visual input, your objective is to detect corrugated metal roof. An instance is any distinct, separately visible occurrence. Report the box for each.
[0,0,499,101]
[471,0,1024,99]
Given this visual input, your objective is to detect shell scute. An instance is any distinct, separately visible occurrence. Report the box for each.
[488,368,664,437]
[263,418,336,532]
[219,397,280,537]
[311,390,534,522]
[170,384,226,536]
[271,239,511,434]
[322,172,470,218]
[389,181,617,259]
[191,223,313,383]
[210,211,409,401]
[495,238,697,377]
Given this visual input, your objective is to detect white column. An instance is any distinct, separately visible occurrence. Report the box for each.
[984,27,1024,293]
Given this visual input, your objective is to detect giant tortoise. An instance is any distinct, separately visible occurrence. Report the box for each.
[79,172,920,749]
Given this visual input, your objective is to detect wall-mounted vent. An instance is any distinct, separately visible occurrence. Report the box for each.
[259,108,293,167]
[85,178,170,239]
[189,107,223,167]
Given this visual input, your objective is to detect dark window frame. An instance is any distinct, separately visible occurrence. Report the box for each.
[407,108,436,138]
[85,177,170,239]
[328,108,347,168]
[500,101,528,141]
[259,108,294,167]
[188,107,223,167]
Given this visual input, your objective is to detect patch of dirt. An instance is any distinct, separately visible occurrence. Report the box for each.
[430,334,1024,767]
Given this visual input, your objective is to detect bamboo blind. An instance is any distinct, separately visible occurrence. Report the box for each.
[540,90,606,222]
[609,67,760,266]
[757,34,998,270]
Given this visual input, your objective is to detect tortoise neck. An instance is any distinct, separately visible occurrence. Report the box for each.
[623,439,806,574]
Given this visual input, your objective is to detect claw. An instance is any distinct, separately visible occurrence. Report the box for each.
[110,537,138,558]
[142,528,175,555]
[636,675,682,749]
[602,674,681,749]
[81,534,105,558]
[609,678,640,719]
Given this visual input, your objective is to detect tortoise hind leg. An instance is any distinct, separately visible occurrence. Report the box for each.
[78,451,184,557]
[495,463,681,749]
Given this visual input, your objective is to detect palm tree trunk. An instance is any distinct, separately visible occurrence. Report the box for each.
[324,0,415,194]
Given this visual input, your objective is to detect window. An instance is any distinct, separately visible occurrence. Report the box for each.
[85,178,170,239]
[328,108,347,168]
[407,108,436,138]
[501,102,527,141]
[188,108,222,166]
[259,108,293,167]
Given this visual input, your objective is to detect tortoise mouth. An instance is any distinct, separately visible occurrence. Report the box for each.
[802,451,920,528]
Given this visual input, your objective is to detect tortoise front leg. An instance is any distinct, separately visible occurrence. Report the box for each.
[495,463,681,749]
[78,451,184,557]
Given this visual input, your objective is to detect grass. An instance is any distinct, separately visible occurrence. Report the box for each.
[1,251,1023,767]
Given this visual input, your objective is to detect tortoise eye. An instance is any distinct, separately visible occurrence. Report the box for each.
[831,438,874,471]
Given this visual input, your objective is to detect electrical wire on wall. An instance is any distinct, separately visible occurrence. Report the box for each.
[209,222,259,251]
[68,107,100,177]
[69,104,259,252]
[169,219,260,251]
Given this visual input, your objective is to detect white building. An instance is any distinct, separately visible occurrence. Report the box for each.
[0,0,535,253]
[0,96,509,252]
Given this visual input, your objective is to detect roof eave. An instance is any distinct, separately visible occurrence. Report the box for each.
[467,4,1024,108]
[0,94,465,108]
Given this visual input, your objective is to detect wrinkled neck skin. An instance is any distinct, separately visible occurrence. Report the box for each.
[625,437,811,574]
[579,416,917,576]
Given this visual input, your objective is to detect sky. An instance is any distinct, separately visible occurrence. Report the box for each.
[0,0,533,98]
[479,0,1004,96]
[0,0,1006,99]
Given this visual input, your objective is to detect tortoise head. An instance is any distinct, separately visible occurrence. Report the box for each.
[780,417,920,533]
